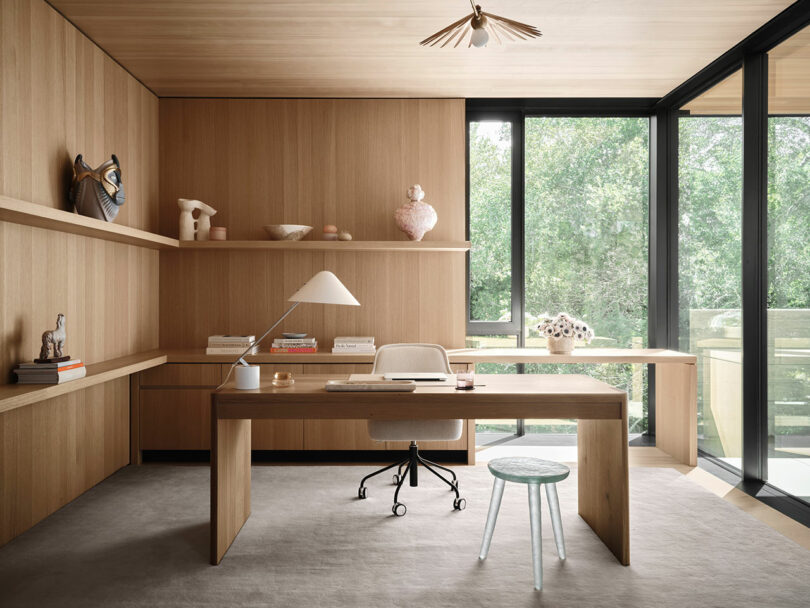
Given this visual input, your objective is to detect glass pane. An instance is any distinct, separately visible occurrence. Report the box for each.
[524,117,650,433]
[678,70,743,465]
[768,26,810,502]
[469,121,512,322]
[466,335,519,442]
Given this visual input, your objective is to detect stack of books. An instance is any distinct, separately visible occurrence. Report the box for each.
[332,337,376,354]
[14,359,86,384]
[206,335,257,355]
[270,336,318,353]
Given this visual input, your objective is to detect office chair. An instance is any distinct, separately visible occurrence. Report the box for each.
[357,343,466,516]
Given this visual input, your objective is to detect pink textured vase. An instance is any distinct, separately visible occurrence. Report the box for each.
[394,184,438,241]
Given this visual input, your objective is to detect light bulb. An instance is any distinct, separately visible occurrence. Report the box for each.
[471,27,489,48]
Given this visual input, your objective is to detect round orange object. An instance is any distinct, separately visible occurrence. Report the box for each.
[323,224,338,233]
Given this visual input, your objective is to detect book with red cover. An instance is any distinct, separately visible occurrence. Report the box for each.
[269,347,318,353]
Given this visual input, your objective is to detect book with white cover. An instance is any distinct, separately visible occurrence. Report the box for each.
[334,336,374,344]
[274,337,316,345]
[206,346,258,355]
[208,335,256,344]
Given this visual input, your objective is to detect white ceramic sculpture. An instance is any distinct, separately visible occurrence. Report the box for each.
[178,198,217,241]
[394,184,437,241]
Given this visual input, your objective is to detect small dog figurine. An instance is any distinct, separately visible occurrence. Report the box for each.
[39,314,66,360]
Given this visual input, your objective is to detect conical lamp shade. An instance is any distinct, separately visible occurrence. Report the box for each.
[288,271,360,306]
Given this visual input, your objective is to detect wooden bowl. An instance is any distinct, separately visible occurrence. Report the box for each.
[263,224,312,241]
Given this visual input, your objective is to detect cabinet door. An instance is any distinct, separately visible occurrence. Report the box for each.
[298,363,381,450]
[141,364,220,387]
[140,389,211,450]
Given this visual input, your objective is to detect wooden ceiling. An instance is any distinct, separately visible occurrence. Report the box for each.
[47,0,794,98]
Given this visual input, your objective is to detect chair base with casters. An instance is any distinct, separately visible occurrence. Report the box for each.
[479,457,570,590]
[357,441,466,516]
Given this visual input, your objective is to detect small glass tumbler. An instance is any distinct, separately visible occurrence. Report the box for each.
[456,370,475,390]
[272,371,294,388]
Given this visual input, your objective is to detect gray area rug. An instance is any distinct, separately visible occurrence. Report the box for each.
[0,464,808,607]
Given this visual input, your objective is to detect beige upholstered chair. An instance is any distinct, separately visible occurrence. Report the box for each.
[357,344,466,516]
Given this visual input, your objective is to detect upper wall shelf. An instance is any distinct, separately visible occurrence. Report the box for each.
[177,240,471,252]
[0,195,179,250]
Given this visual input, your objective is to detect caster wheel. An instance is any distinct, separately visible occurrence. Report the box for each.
[358,486,367,499]
[453,497,466,511]
[392,502,407,517]
[392,474,400,485]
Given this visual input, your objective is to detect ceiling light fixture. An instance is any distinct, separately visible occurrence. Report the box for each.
[420,1,541,48]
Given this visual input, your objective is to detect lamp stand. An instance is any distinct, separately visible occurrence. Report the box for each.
[217,301,300,390]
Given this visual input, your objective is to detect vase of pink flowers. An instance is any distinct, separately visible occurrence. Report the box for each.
[536,313,594,355]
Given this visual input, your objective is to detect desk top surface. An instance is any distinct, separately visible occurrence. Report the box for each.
[213,374,626,421]
[217,373,622,398]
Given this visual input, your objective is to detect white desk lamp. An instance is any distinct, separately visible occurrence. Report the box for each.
[218,271,360,390]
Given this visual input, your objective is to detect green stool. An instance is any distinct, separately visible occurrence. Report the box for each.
[479,457,570,590]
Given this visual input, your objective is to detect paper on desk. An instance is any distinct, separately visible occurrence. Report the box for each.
[349,374,456,387]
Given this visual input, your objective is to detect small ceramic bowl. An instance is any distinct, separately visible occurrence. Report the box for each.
[263,224,313,241]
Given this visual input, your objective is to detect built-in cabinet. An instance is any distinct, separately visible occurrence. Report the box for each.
[135,362,473,458]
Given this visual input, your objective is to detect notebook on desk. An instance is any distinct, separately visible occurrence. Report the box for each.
[382,372,450,381]
[349,374,454,387]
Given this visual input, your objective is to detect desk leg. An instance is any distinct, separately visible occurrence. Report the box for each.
[577,398,629,565]
[211,404,251,565]
[655,363,697,466]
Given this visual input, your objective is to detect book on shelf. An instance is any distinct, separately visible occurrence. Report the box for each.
[334,336,374,345]
[208,335,256,345]
[207,341,254,349]
[205,346,259,355]
[17,359,82,369]
[273,337,316,345]
[332,347,376,354]
[15,362,86,384]
[269,347,318,353]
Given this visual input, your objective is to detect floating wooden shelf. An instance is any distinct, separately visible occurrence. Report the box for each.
[0,195,179,250]
[165,349,377,364]
[177,240,471,252]
[0,351,167,414]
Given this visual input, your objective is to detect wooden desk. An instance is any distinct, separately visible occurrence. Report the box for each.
[448,348,698,466]
[211,374,629,566]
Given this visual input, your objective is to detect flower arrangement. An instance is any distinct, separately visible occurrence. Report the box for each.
[536,313,594,354]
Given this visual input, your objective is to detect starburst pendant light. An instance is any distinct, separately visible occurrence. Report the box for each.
[419,1,541,48]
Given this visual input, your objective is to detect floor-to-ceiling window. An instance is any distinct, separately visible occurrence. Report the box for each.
[767,26,810,502]
[677,71,744,466]
[468,113,650,441]
[523,117,649,435]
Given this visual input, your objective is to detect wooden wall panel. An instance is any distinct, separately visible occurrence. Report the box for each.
[0,222,160,383]
[158,249,465,350]
[0,377,129,546]
[158,99,465,241]
[0,0,159,232]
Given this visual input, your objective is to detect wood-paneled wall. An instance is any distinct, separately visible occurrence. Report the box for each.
[0,0,159,231]
[159,249,465,349]
[1,0,161,379]
[158,98,466,350]
[0,377,129,546]
[0,1,160,545]
[0,223,159,382]
[159,99,465,241]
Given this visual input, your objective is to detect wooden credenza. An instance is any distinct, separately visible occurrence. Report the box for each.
[133,359,475,462]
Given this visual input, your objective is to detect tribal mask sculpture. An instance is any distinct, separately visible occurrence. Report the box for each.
[69,154,126,222]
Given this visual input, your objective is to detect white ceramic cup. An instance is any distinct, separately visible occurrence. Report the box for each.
[234,364,260,390]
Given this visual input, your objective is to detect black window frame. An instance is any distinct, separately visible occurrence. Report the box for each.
[465,0,810,526]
